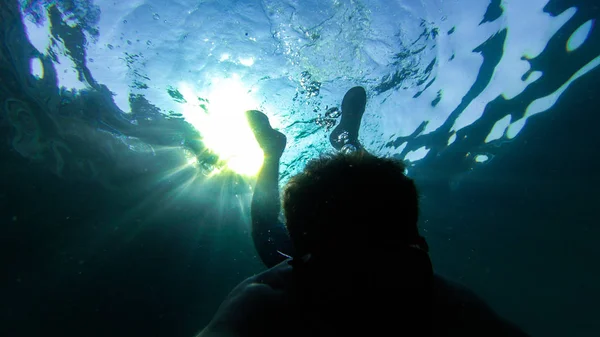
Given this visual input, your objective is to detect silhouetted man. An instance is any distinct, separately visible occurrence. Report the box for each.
[198,87,529,337]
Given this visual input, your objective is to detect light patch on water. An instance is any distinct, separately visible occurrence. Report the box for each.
[567,20,595,52]
[22,12,52,54]
[506,118,526,140]
[504,54,600,139]
[376,0,578,156]
[78,0,152,113]
[238,57,255,67]
[51,44,88,91]
[405,146,429,163]
[21,5,88,91]
[474,155,489,163]
[451,5,578,133]
[448,133,457,146]
[524,71,543,86]
[177,75,265,176]
[485,115,512,143]
[220,53,231,62]
[525,54,600,119]
[29,58,44,79]
[396,142,408,154]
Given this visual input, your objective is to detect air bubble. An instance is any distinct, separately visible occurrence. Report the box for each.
[325,107,341,118]
[341,144,357,154]
[337,131,349,144]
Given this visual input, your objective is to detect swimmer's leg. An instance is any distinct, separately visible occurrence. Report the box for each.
[246,110,293,268]
[246,110,286,159]
[329,86,367,151]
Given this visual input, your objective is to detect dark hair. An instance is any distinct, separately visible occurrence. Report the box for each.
[282,150,425,259]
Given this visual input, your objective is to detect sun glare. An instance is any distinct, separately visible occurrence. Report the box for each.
[178,76,264,176]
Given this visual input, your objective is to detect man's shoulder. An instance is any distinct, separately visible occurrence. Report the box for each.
[433,274,486,305]
[432,274,529,337]
[246,259,295,289]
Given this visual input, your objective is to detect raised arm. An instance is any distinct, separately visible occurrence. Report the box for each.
[246,110,294,268]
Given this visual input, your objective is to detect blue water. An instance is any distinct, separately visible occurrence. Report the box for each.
[1,0,599,336]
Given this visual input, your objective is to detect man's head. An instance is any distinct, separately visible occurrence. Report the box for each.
[282,151,425,260]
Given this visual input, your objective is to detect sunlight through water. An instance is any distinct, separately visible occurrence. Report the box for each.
[11,0,600,189]
[178,76,264,176]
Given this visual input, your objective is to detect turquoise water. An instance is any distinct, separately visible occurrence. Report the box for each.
[1,0,599,336]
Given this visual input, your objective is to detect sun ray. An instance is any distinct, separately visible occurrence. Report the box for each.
[177,75,269,177]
